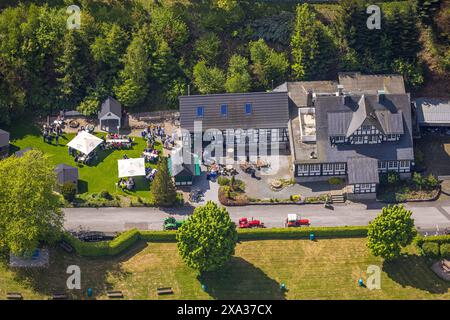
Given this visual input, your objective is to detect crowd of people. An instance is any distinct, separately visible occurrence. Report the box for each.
[141,125,175,150]
[118,177,135,191]
[42,120,63,145]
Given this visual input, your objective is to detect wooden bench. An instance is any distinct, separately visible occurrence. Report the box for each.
[107,291,124,299]
[59,241,73,253]
[157,287,174,295]
[442,260,450,273]
[49,292,68,300]
[7,292,23,300]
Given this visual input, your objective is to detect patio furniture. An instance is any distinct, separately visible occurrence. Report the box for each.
[50,292,68,300]
[69,120,79,128]
[157,287,173,295]
[441,260,450,273]
[59,240,73,254]
[107,291,124,299]
[7,292,23,300]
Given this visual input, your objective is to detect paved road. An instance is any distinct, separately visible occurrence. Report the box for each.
[63,201,450,234]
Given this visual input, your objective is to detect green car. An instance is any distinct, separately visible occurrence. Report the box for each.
[163,217,185,230]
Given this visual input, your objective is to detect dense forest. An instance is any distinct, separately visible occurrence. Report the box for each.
[0,0,448,127]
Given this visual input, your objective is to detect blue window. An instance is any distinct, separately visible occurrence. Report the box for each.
[245,103,252,115]
[196,106,204,117]
[221,104,228,116]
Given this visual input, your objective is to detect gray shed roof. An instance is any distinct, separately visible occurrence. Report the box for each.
[179,91,289,131]
[54,164,78,185]
[347,156,380,184]
[0,129,10,147]
[338,72,406,94]
[414,98,450,125]
[99,96,122,119]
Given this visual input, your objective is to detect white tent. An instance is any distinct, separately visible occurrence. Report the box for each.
[67,131,103,155]
[118,158,146,178]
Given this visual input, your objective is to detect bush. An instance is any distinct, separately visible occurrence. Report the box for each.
[440,243,450,258]
[421,242,440,257]
[100,190,113,200]
[387,171,400,185]
[61,182,77,202]
[328,177,344,185]
[425,174,439,189]
[218,176,230,186]
[290,194,301,202]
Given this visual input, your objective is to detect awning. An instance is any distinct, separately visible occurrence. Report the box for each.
[67,131,103,155]
[118,158,146,178]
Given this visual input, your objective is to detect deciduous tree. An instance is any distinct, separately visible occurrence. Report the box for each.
[177,201,238,272]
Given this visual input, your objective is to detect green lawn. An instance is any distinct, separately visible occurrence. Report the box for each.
[1,238,448,300]
[9,121,162,200]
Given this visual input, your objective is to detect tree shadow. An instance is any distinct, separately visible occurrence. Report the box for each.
[382,254,450,294]
[198,257,286,300]
[77,180,89,194]
[6,241,148,300]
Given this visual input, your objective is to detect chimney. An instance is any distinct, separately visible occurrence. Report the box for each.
[336,84,344,96]
[187,84,190,96]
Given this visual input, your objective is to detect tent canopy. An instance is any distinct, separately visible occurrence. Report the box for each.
[118,158,146,178]
[67,131,103,155]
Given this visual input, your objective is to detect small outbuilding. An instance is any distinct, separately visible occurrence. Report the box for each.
[0,129,10,159]
[415,98,450,127]
[54,164,79,190]
[98,96,122,133]
[14,147,32,158]
[169,149,201,186]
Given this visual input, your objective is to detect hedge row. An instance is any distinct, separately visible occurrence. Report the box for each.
[237,226,368,240]
[415,234,450,258]
[63,226,368,257]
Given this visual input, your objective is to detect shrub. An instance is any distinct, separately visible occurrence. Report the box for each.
[218,176,230,186]
[290,194,301,202]
[61,182,77,202]
[100,190,113,200]
[412,172,425,190]
[387,171,400,185]
[328,177,344,185]
[421,242,440,257]
[425,174,439,189]
[440,243,450,258]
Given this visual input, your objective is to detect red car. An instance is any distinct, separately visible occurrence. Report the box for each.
[286,214,310,227]
[238,217,265,228]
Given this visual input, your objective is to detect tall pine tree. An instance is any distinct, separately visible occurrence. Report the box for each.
[151,158,177,207]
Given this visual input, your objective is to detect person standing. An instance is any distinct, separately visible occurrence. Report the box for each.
[55,134,59,146]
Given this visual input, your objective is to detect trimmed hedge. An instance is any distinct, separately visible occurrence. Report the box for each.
[63,229,140,257]
[237,226,368,240]
[421,242,440,257]
[415,234,450,258]
[440,243,450,258]
[63,226,369,257]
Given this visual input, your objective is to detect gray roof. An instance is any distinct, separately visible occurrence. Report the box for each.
[277,81,338,108]
[14,147,32,158]
[54,164,78,185]
[99,96,122,119]
[347,156,380,184]
[179,91,289,131]
[295,93,414,163]
[338,72,406,94]
[414,98,450,125]
[0,129,10,147]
